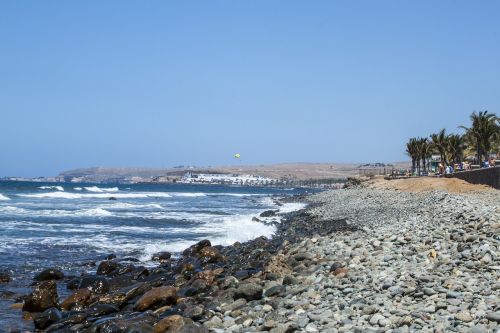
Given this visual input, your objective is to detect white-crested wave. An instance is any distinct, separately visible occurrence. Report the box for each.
[38,186,64,191]
[168,193,206,197]
[19,192,172,199]
[74,187,83,191]
[103,202,163,210]
[84,186,119,193]
[0,193,10,200]
[0,206,112,217]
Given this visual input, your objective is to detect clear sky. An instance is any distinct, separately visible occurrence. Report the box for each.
[1,1,499,177]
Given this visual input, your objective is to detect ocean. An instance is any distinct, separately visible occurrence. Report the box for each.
[0,181,311,330]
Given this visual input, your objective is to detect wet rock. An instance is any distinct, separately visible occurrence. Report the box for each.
[198,246,223,264]
[23,280,58,312]
[90,311,157,332]
[33,307,62,329]
[153,314,185,333]
[61,288,92,310]
[153,314,209,333]
[85,303,120,316]
[0,271,11,283]
[260,210,277,217]
[234,283,263,301]
[183,305,204,320]
[152,251,172,262]
[183,240,211,257]
[97,260,121,275]
[78,276,110,294]
[34,268,64,281]
[135,286,178,311]
[66,277,80,290]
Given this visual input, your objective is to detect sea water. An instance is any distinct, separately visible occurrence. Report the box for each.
[0,181,310,329]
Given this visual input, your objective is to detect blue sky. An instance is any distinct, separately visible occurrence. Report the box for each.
[1,1,499,177]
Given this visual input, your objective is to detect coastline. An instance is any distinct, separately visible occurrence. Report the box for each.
[7,178,500,332]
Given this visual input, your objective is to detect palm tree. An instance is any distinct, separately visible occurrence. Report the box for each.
[430,129,449,165]
[418,138,432,172]
[446,134,465,165]
[460,111,499,163]
[406,138,418,174]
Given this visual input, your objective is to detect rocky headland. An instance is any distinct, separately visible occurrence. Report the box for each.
[7,179,500,332]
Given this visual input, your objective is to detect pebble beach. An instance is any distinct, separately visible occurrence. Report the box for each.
[8,178,500,332]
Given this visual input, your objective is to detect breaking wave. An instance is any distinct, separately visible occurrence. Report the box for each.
[38,186,64,191]
[0,194,10,200]
[18,192,172,199]
[84,186,119,193]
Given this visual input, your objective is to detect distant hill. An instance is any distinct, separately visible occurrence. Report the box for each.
[59,162,410,183]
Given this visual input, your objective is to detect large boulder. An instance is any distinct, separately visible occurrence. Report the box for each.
[0,271,10,283]
[198,247,223,264]
[153,315,208,333]
[134,286,178,311]
[234,283,263,301]
[78,276,110,294]
[153,315,184,333]
[61,288,92,311]
[260,210,277,218]
[34,268,64,281]
[33,307,62,329]
[97,260,121,276]
[152,251,172,262]
[183,240,211,257]
[23,280,58,312]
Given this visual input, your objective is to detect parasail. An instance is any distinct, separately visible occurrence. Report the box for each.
[234,153,241,159]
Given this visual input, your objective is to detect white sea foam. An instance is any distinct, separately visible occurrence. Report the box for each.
[0,206,113,217]
[210,213,276,246]
[74,187,83,191]
[84,186,119,193]
[0,193,10,200]
[168,193,206,197]
[38,186,64,191]
[103,202,163,210]
[19,192,172,199]
[278,202,307,214]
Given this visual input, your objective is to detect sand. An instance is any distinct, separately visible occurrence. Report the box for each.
[364,175,495,193]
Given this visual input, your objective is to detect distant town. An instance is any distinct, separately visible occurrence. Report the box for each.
[0,163,405,189]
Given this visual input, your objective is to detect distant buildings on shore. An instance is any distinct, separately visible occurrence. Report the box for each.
[179,172,275,186]
[0,171,345,189]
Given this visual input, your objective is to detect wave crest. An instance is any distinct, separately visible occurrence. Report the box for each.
[84,186,119,193]
[38,186,64,191]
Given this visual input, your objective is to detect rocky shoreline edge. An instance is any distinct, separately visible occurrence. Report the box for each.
[6,184,500,332]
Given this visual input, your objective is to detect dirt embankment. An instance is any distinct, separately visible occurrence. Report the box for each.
[363,175,495,194]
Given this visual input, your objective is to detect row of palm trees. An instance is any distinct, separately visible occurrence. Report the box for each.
[406,111,499,174]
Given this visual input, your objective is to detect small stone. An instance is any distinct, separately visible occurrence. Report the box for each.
[305,323,318,332]
[485,311,500,322]
[468,325,488,333]
[455,312,473,322]
[283,275,299,285]
[263,304,273,312]
[378,318,391,327]
[370,313,385,325]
